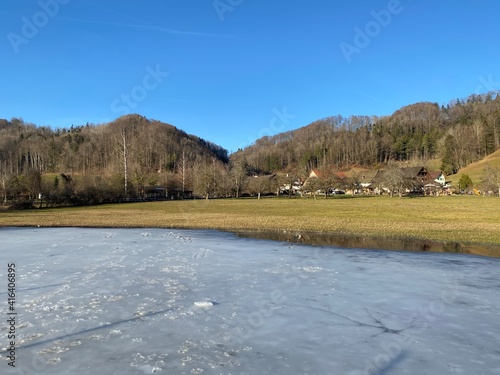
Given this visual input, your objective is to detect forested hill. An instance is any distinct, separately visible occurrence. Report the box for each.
[234,93,500,175]
[0,114,228,177]
[0,114,232,205]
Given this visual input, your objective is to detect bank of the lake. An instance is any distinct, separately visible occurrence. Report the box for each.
[1,195,499,257]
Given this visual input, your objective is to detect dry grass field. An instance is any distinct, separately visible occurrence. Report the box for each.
[449,148,500,187]
[1,195,499,254]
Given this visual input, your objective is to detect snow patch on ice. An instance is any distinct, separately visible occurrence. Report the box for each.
[194,301,213,308]
[302,265,325,272]
[138,364,162,373]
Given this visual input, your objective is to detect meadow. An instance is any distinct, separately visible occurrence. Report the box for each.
[1,195,500,256]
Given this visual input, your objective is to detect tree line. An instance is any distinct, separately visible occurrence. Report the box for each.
[234,92,500,176]
[1,91,500,207]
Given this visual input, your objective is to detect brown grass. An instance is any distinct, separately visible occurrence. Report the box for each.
[450,148,500,186]
[1,196,499,247]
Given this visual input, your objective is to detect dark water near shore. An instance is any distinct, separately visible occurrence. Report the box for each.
[235,229,500,258]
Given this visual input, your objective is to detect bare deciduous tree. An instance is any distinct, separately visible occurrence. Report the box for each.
[380,162,413,198]
[230,155,248,198]
[484,166,500,197]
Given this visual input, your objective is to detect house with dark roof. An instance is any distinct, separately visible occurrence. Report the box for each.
[370,166,431,195]
[396,166,430,187]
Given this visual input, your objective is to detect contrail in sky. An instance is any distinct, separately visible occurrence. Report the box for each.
[60,16,229,38]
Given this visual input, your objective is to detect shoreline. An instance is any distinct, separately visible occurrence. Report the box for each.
[2,223,499,258]
[1,196,499,258]
[232,228,500,258]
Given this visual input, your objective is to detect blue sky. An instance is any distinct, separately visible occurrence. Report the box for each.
[2,0,500,152]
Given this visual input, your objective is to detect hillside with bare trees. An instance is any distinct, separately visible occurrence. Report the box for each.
[0,114,229,205]
[234,93,500,176]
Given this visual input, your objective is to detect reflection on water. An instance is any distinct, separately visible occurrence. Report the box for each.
[235,229,500,258]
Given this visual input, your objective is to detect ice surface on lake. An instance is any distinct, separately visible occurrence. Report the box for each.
[0,227,499,374]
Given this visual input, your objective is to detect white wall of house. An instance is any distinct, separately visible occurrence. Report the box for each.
[434,173,446,186]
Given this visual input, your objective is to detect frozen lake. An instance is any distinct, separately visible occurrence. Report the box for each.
[0,227,499,374]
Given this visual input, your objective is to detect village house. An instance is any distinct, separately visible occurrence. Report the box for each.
[303,169,349,195]
[424,170,452,195]
[367,166,432,195]
[358,170,379,193]
[307,169,347,181]
[308,169,321,179]
[401,166,431,187]
[278,172,303,195]
[428,171,450,187]
[302,166,449,196]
